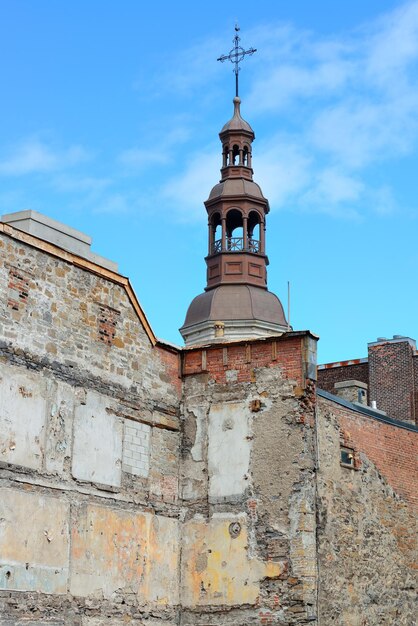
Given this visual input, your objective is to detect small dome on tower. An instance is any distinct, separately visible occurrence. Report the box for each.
[220,97,254,135]
[208,179,267,204]
[180,285,288,345]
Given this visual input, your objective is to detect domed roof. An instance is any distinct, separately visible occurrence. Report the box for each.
[220,97,254,135]
[207,178,267,202]
[181,284,287,329]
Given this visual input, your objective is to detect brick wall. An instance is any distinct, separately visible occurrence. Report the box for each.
[414,354,418,422]
[317,361,369,394]
[182,333,313,388]
[368,340,416,424]
[325,399,417,507]
[317,396,418,624]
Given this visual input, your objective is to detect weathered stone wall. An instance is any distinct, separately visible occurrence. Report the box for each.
[0,228,182,625]
[181,335,318,626]
[316,396,417,625]
[2,222,417,626]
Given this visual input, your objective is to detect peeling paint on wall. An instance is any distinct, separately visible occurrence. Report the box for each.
[70,503,179,605]
[0,489,70,594]
[72,391,123,487]
[208,402,251,500]
[0,364,47,470]
[181,514,282,607]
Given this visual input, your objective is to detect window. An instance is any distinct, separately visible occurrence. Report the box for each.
[340,446,355,468]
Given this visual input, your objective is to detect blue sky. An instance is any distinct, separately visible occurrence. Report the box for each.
[1,0,417,363]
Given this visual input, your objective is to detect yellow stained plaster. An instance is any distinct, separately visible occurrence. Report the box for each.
[182,516,283,607]
[71,504,179,603]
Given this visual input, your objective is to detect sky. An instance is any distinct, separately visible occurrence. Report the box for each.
[0,0,417,363]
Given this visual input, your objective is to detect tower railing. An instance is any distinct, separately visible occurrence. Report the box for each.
[211,237,260,254]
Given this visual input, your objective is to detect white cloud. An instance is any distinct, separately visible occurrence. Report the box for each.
[309,94,418,168]
[118,127,191,171]
[161,148,220,221]
[0,139,89,176]
[119,147,169,169]
[164,1,418,220]
[92,193,132,215]
[254,138,312,208]
[52,175,111,194]
[365,1,418,83]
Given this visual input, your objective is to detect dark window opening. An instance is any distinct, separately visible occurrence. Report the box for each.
[340,446,355,468]
[211,212,222,253]
[226,209,243,251]
[248,210,261,253]
[223,144,229,167]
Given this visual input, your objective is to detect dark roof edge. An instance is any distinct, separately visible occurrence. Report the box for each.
[317,388,418,433]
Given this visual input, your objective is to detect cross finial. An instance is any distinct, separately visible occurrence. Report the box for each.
[217,25,257,97]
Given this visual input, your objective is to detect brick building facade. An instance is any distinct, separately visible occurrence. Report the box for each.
[318,336,418,425]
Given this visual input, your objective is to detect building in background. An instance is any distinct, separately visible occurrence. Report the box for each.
[0,90,417,626]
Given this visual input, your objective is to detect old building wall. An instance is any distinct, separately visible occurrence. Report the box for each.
[180,335,318,626]
[2,220,417,626]
[316,396,417,626]
[0,228,182,626]
[317,361,369,395]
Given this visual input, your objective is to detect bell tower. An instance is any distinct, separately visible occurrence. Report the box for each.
[180,29,288,346]
[205,95,268,291]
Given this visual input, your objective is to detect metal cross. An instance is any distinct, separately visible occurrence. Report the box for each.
[217,25,257,97]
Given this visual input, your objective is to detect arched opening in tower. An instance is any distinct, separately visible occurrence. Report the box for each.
[248,210,261,253]
[222,144,229,167]
[226,208,244,251]
[211,212,222,253]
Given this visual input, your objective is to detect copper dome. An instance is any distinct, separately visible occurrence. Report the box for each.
[207,178,267,203]
[220,97,254,136]
[181,284,287,329]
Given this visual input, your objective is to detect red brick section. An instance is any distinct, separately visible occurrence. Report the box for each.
[323,398,418,509]
[414,355,418,422]
[317,361,369,394]
[182,334,308,387]
[7,266,30,311]
[97,304,120,346]
[368,341,416,424]
[156,344,182,398]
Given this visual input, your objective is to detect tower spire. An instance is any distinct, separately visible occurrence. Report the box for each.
[180,35,288,346]
[217,25,257,97]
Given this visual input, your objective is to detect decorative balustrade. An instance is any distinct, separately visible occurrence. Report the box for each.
[227,237,244,251]
[248,238,260,253]
[211,238,260,254]
[213,239,222,253]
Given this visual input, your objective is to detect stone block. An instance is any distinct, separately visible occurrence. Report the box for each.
[208,401,251,499]
[0,363,47,470]
[72,391,123,487]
